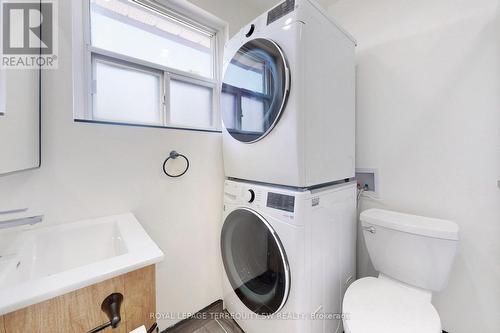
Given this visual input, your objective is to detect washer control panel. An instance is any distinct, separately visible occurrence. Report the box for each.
[224,182,264,206]
[266,192,295,213]
[224,180,303,223]
[224,180,299,213]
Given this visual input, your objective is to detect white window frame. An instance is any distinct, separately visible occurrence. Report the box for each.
[77,0,227,132]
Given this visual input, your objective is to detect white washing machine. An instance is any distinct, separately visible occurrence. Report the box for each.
[221,0,356,187]
[221,179,357,333]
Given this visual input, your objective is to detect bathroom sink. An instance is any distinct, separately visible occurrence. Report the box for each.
[0,213,164,315]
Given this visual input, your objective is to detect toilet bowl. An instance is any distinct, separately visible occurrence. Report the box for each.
[343,209,459,333]
[343,276,441,333]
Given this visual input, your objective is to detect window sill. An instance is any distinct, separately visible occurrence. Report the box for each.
[74,119,222,134]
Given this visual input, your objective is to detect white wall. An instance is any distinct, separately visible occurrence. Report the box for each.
[0,0,260,330]
[328,1,500,332]
[188,0,261,36]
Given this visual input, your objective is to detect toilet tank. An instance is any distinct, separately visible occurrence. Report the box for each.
[360,209,459,292]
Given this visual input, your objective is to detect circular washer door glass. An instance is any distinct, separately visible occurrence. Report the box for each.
[221,208,290,315]
[221,38,289,143]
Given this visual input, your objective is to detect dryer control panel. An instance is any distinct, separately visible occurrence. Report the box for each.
[267,0,295,25]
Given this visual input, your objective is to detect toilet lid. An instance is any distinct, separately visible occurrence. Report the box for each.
[343,277,441,333]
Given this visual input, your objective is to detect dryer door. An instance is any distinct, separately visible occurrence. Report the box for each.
[221,208,290,315]
[221,38,290,143]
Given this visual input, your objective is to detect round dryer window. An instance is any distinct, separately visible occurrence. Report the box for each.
[221,38,290,143]
[221,208,290,315]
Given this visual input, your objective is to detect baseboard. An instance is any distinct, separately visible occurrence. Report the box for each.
[162,300,223,333]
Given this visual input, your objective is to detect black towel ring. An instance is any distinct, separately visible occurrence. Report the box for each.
[163,151,190,178]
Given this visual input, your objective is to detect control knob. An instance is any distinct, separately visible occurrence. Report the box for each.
[244,189,256,203]
[245,24,255,38]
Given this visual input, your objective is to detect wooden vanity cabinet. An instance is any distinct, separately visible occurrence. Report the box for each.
[0,265,156,333]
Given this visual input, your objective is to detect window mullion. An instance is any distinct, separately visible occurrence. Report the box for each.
[164,71,171,127]
[212,86,218,129]
[213,32,222,130]
[83,0,93,120]
[89,54,97,120]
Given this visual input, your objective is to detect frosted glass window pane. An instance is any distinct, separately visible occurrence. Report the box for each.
[91,0,213,78]
[241,97,264,132]
[221,93,236,129]
[94,60,161,124]
[170,80,212,128]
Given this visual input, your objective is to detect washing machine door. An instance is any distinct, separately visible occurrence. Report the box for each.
[221,208,290,315]
[221,38,290,143]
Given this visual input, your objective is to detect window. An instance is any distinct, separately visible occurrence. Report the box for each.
[78,0,223,131]
[220,39,289,143]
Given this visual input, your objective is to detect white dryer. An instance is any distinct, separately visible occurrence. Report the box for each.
[221,0,356,187]
[221,179,357,333]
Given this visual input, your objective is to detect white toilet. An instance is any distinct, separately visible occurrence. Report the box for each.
[343,208,459,333]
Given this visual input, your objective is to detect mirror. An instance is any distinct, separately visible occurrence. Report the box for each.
[0,61,41,175]
[0,1,41,175]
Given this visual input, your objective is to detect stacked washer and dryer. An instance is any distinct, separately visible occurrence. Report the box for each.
[219,1,357,332]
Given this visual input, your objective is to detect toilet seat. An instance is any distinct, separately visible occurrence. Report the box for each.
[342,277,441,333]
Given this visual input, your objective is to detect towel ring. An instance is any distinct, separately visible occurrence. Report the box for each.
[163,151,190,178]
